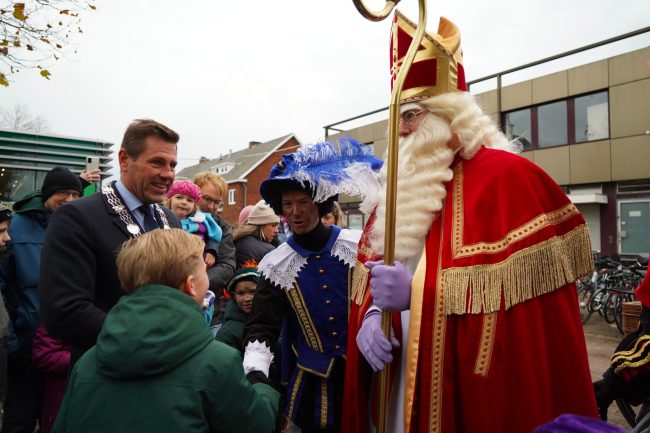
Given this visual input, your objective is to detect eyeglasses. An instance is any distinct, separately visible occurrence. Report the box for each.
[401,109,427,125]
[201,195,223,206]
[54,190,81,199]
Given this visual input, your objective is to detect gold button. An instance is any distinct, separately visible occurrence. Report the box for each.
[332,331,338,337]
[328,316,334,322]
[319,268,325,275]
[335,345,341,350]
[325,300,332,305]
[322,284,328,290]
[315,255,321,260]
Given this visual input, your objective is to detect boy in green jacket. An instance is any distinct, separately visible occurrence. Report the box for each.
[53,229,279,433]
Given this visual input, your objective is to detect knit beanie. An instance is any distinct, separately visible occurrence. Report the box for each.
[41,166,83,203]
[167,181,202,202]
[226,265,260,293]
[247,200,280,225]
[238,205,254,226]
[0,204,11,223]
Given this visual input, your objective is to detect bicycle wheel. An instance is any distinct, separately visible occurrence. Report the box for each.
[589,289,607,316]
[604,291,618,324]
[577,285,593,324]
[614,294,625,334]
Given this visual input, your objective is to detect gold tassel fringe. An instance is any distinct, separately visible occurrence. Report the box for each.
[442,224,593,315]
[351,261,369,306]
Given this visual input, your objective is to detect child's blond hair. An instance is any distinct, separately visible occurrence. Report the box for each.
[117,228,204,293]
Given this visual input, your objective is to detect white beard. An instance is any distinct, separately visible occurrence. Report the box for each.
[364,114,457,262]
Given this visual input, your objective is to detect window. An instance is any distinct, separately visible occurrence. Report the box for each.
[228,189,235,205]
[538,101,567,148]
[574,91,609,143]
[502,90,609,151]
[504,109,533,151]
[618,179,650,194]
[0,167,37,202]
[211,163,234,175]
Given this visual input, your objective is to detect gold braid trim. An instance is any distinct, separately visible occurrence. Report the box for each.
[611,336,650,376]
[287,370,304,419]
[473,312,497,377]
[351,260,370,306]
[612,336,650,375]
[320,379,328,429]
[442,224,593,315]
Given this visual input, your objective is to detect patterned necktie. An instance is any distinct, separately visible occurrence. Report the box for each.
[139,205,159,232]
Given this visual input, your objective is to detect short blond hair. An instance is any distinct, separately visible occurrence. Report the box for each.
[117,229,205,293]
[193,172,227,197]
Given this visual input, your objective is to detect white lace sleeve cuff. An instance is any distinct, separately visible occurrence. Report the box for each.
[243,340,274,376]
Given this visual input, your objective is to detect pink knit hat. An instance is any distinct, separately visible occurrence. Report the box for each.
[167,180,202,202]
[238,205,254,226]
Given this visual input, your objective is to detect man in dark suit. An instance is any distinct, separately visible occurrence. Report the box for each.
[39,119,181,365]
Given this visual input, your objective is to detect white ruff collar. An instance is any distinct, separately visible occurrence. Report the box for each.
[258,229,361,291]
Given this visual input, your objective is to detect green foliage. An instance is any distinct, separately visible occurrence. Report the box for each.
[0,1,96,86]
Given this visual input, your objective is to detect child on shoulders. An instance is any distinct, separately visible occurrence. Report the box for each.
[166,181,222,269]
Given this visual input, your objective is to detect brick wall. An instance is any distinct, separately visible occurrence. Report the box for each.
[219,137,299,225]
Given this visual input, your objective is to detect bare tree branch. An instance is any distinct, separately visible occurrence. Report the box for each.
[0,1,95,86]
[0,104,50,132]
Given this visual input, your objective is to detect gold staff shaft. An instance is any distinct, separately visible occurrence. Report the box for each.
[351,1,428,432]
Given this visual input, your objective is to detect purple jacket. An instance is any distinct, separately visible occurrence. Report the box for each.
[32,324,70,433]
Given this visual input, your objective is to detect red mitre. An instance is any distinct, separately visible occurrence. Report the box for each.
[390,11,466,103]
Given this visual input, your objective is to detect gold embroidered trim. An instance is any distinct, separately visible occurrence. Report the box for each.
[359,244,374,258]
[451,162,581,259]
[611,336,650,375]
[351,260,370,306]
[347,267,352,318]
[287,370,304,419]
[429,209,447,433]
[611,335,650,363]
[442,224,593,315]
[474,312,497,376]
[320,379,328,429]
[613,351,650,375]
[286,282,324,352]
[297,359,335,379]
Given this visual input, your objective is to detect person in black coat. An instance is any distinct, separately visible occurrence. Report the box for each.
[38,119,181,366]
[233,200,280,269]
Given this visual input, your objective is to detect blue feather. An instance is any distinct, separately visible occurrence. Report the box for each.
[271,137,383,202]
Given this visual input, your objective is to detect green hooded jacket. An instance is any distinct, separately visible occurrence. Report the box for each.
[53,284,279,433]
[215,299,248,352]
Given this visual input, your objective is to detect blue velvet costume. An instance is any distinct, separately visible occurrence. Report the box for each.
[246,226,360,430]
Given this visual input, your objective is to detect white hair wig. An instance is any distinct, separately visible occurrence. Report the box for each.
[366,92,519,262]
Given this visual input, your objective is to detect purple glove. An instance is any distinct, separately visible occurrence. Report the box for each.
[367,260,412,311]
[356,310,399,372]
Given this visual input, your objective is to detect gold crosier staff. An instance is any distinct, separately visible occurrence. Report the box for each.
[351,0,428,432]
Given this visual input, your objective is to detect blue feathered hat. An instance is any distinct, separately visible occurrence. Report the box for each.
[260,137,383,216]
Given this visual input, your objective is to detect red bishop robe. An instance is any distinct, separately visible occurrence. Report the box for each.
[343,147,598,433]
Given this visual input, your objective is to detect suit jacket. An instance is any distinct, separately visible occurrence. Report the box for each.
[39,182,180,364]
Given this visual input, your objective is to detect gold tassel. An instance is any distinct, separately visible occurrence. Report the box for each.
[442,224,594,315]
[351,261,369,306]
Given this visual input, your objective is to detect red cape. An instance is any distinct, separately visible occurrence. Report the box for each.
[343,147,597,433]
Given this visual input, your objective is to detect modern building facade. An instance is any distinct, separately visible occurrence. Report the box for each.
[327,45,650,256]
[0,128,112,202]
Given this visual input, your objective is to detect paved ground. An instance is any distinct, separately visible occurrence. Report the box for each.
[583,314,631,430]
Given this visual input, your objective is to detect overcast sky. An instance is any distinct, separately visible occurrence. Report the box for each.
[2,0,649,172]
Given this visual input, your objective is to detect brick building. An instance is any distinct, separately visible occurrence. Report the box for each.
[176,133,299,225]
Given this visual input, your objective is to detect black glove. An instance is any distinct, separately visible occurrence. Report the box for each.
[246,370,273,387]
[594,379,619,420]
